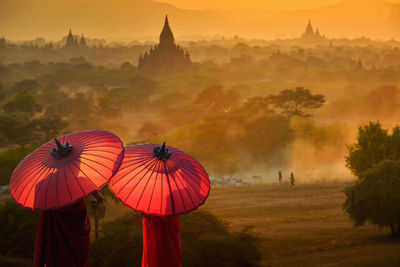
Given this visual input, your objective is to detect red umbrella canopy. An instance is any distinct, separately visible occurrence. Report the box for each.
[10,130,124,210]
[109,142,210,216]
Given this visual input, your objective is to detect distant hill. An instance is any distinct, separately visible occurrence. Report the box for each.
[236,0,400,39]
[0,0,399,40]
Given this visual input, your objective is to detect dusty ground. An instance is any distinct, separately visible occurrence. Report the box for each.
[104,181,400,266]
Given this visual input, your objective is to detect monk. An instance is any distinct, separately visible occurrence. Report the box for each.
[34,191,103,267]
[141,214,182,267]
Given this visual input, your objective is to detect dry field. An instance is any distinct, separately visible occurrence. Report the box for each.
[104,181,400,266]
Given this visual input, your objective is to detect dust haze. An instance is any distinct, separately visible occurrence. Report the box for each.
[0,0,400,185]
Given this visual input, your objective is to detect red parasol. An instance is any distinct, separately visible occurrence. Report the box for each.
[109,142,210,216]
[10,130,124,210]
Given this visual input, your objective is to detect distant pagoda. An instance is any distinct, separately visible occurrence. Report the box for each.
[138,16,191,72]
[64,30,87,49]
[79,34,87,48]
[301,19,325,40]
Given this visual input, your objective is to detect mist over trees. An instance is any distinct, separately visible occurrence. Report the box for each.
[1,41,398,178]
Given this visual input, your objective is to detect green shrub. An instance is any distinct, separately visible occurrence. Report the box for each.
[91,210,262,267]
[0,255,32,267]
[0,199,39,258]
[181,211,262,267]
[90,212,143,267]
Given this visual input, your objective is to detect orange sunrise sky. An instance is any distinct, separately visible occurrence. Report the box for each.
[1,0,400,40]
[156,0,400,9]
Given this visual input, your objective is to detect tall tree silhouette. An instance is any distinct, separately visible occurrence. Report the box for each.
[268,87,325,118]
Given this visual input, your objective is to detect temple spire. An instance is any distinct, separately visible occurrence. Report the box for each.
[315,28,321,37]
[65,29,77,49]
[139,15,191,72]
[302,19,315,39]
[159,14,174,47]
[79,34,86,48]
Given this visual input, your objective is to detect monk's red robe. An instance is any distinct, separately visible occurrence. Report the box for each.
[34,199,90,267]
[141,214,182,267]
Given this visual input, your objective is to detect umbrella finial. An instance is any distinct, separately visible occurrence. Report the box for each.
[55,138,63,150]
[153,141,172,161]
[51,138,73,159]
[160,141,166,153]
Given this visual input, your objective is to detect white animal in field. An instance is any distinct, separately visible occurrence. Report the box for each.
[222,176,231,183]
[226,180,237,187]
[233,177,243,184]
[242,181,251,186]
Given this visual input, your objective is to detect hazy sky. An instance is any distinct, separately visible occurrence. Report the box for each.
[1,0,400,40]
[155,0,400,10]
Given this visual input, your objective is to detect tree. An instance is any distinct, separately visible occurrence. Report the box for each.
[96,95,121,119]
[3,89,42,118]
[343,160,400,236]
[195,84,239,113]
[390,126,400,159]
[69,56,87,65]
[0,84,5,101]
[267,87,325,118]
[62,92,95,128]
[120,61,134,70]
[0,113,67,148]
[11,79,40,94]
[233,96,273,118]
[29,116,68,145]
[188,115,241,175]
[344,122,400,236]
[242,115,295,165]
[129,75,158,92]
[73,62,94,72]
[108,87,151,112]
[345,122,395,177]
[0,113,34,146]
